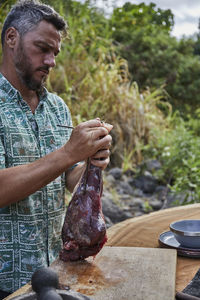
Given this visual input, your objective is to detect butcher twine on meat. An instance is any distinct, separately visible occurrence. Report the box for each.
[59,159,107,261]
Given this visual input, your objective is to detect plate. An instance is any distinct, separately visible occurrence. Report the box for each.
[158,231,200,258]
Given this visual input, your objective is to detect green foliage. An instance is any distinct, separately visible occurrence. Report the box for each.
[0,0,200,204]
[0,0,16,24]
[110,2,174,41]
[194,19,200,55]
[42,0,169,167]
[109,2,200,111]
[169,54,200,109]
[143,200,153,213]
[48,42,168,167]
[117,29,179,89]
[143,111,200,204]
[0,0,16,61]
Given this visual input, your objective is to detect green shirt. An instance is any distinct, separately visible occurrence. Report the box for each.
[0,73,72,293]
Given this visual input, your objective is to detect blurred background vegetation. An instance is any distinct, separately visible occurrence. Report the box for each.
[0,0,200,203]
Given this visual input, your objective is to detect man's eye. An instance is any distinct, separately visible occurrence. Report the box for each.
[39,46,48,53]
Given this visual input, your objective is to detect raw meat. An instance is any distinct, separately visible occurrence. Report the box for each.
[59,160,107,261]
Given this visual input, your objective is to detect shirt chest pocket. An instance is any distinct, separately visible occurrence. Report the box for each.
[5,131,40,166]
[11,133,39,157]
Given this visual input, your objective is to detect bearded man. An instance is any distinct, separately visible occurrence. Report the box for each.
[0,0,112,297]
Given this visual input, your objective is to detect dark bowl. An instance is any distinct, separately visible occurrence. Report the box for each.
[170,219,200,248]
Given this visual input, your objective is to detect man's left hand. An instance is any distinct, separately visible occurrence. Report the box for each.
[90,148,111,170]
[90,121,113,170]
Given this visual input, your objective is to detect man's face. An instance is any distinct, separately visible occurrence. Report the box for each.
[14,20,61,91]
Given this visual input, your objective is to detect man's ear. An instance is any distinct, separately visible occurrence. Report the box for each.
[5,27,19,49]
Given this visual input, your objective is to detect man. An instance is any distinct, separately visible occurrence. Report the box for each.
[0,0,112,297]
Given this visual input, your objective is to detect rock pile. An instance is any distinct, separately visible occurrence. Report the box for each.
[102,159,184,228]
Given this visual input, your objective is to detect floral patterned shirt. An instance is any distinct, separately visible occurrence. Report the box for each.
[0,73,73,293]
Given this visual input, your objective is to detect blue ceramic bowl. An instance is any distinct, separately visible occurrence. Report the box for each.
[170,219,200,249]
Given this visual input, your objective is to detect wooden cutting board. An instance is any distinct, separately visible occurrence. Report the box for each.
[51,246,177,300]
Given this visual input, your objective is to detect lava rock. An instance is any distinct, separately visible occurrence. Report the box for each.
[108,167,123,180]
[129,175,157,194]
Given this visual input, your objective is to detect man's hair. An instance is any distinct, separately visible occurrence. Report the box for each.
[1,0,68,47]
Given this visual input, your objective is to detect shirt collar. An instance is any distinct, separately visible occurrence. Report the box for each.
[0,72,48,101]
[0,73,19,99]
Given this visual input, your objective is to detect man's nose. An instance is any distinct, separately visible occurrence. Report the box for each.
[44,53,56,68]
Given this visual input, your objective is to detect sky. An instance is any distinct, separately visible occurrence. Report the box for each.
[87,0,200,39]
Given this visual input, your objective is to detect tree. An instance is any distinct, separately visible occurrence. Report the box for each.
[109,2,200,111]
[109,2,174,43]
[194,18,200,55]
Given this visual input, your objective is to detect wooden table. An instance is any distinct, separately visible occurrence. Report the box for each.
[5,203,200,299]
[106,203,200,293]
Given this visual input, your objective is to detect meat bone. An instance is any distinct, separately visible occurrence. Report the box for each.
[59,157,107,262]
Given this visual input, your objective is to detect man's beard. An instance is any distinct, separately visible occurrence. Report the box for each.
[14,39,47,92]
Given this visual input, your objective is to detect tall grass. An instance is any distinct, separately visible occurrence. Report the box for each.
[46,0,170,167]
[48,45,169,167]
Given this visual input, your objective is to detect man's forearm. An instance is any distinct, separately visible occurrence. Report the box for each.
[0,146,75,208]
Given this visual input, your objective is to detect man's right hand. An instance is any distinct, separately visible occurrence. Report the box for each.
[64,119,112,165]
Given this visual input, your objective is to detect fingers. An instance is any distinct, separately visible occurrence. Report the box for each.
[92,149,110,160]
[90,127,110,140]
[79,119,102,129]
[75,120,109,140]
[75,119,112,150]
[91,156,110,170]
[95,134,112,151]
[78,119,113,135]
[101,121,113,133]
[91,148,111,170]
[64,119,113,165]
